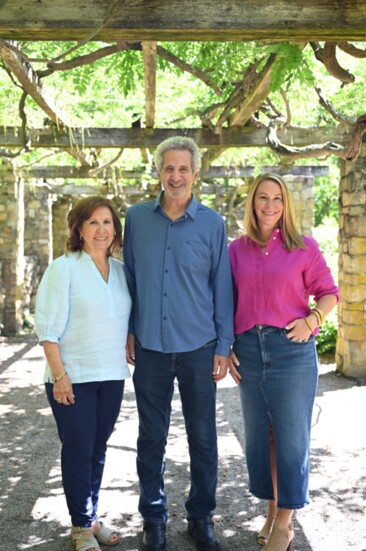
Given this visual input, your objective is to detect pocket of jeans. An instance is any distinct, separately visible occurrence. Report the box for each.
[282,329,314,344]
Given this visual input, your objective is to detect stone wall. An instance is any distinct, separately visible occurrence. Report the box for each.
[23,184,53,317]
[336,150,366,379]
[0,175,25,334]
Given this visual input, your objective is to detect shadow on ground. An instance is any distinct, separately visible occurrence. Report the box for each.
[0,336,365,550]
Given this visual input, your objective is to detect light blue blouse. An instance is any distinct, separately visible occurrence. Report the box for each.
[35,251,132,384]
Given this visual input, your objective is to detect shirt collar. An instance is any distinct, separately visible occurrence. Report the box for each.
[154,191,198,220]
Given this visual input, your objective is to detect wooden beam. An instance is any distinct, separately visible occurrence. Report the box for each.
[0,41,72,127]
[142,41,157,128]
[1,1,366,42]
[0,165,329,181]
[230,56,275,127]
[0,41,93,167]
[0,126,359,149]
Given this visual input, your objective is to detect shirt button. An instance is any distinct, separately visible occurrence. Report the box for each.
[273,236,276,240]
[165,269,168,273]
[163,316,167,320]
[265,251,269,255]
[164,293,167,297]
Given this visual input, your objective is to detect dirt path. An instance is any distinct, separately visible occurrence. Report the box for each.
[0,335,365,551]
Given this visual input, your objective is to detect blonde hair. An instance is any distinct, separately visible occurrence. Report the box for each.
[243,172,306,250]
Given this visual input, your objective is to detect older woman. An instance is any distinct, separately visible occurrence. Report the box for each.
[229,174,339,551]
[35,196,131,551]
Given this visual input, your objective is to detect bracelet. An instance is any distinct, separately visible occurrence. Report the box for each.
[304,317,315,333]
[311,307,325,325]
[309,310,321,326]
[53,371,67,383]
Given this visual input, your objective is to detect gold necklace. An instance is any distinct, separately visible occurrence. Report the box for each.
[99,265,109,281]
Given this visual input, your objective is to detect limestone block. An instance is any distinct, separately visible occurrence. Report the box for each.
[348,237,366,256]
[342,310,365,325]
[341,254,366,273]
[342,324,366,341]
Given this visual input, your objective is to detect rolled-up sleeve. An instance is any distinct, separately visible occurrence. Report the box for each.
[304,237,340,302]
[35,257,70,343]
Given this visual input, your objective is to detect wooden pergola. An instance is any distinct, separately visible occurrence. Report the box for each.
[0,1,365,378]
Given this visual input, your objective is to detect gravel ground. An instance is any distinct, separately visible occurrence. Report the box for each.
[0,335,365,551]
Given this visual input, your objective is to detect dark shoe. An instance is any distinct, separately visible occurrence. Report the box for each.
[188,518,222,551]
[142,522,166,551]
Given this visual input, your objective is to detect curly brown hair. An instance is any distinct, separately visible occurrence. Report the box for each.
[66,196,123,256]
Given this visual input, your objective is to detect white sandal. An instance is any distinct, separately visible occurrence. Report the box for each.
[94,520,121,546]
[71,526,100,551]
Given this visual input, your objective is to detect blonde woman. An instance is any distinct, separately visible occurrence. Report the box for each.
[229,173,339,551]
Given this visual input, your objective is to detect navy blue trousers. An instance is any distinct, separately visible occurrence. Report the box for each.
[46,380,124,526]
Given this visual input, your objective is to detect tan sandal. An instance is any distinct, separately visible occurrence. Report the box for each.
[257,516,276,546]
[71,526,100,551]
[94,520,121,546]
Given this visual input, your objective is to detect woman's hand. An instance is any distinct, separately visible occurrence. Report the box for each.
[285,318,313,342]
[228,351,242,385]
[126,333,136,366]
[53,374,75,405]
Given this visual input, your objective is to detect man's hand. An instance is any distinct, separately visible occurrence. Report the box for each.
[212,354,230,382]
[126,333,136,366]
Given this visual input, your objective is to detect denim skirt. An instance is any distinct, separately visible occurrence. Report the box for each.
[233,325,318,509]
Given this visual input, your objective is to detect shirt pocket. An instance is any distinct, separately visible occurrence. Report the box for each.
[179,239,211,272]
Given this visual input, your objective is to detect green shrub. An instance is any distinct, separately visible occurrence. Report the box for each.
[316,318,337,356]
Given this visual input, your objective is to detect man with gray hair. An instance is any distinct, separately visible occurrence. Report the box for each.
[124,136,233,551]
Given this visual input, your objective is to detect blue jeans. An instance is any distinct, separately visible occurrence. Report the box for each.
[233,325,318,509]
[133,339,218,523]
[46,380,124,526]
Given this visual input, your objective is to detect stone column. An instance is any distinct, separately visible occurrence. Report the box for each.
[52,196,72,259]
[24,184,53,315]
[284,175,314,235]
[0,174,25,335]
[336,150,366,379]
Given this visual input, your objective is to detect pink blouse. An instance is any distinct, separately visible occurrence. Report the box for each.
[228,229,339,335]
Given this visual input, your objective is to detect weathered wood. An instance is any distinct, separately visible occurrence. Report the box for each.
[230,55,275,127]
[143,41,157,128]
[1,1,366,42]
[0,41,93,167]
[0,125,359,149]
[0,165,330,181]
[0,41,72,126]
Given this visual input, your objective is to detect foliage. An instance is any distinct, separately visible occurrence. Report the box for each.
[316,318,338,356]
[314,163,339,225]
[0,38,366,172]
[262,43,316,92]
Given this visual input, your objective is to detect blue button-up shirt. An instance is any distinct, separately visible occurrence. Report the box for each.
[123,193,234,356]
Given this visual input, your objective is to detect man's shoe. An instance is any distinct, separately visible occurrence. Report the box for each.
[188,518,222,551]
[142,522,167,551]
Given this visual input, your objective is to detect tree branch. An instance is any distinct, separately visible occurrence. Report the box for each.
[315,86,355,126]
[157,45,223,95]
[266,116,366,162]
[338,41,366,58]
